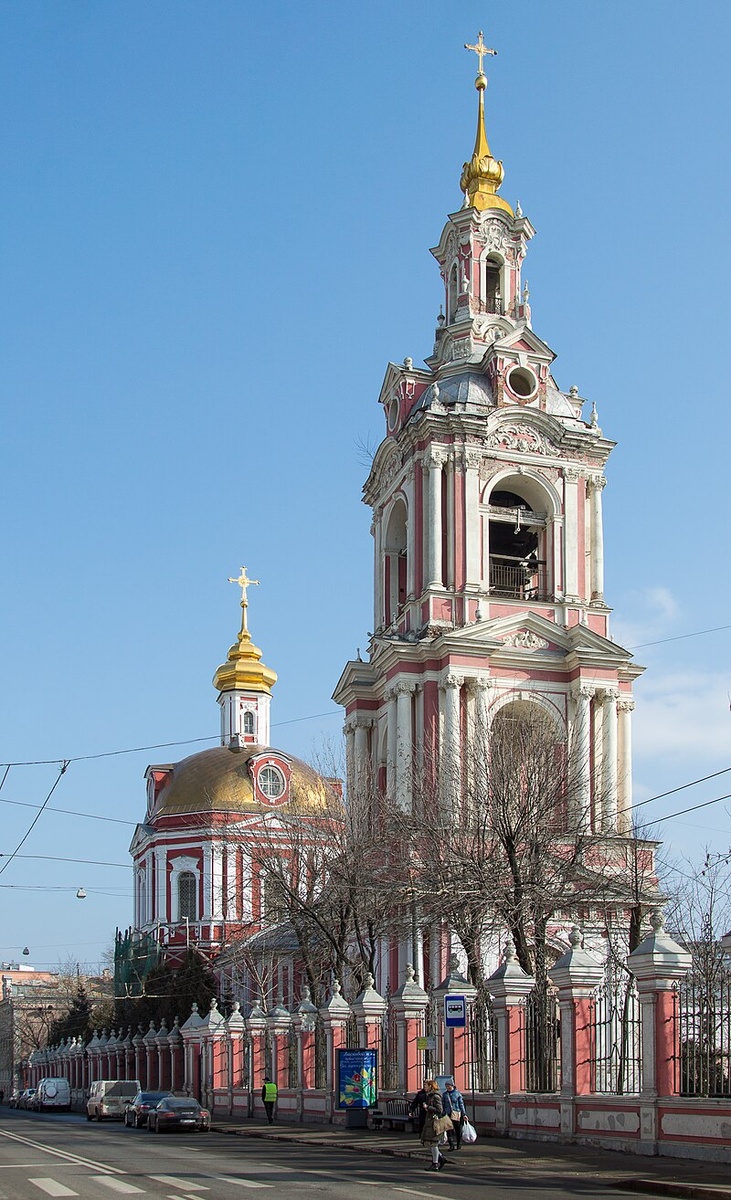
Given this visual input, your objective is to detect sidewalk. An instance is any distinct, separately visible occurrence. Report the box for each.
[210,1115,731,1199]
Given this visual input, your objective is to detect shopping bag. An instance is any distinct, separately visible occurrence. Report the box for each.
[462,1117,477,1144]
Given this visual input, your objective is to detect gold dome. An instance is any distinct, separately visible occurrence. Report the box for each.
[213,595,277,698]
[459,69,513,216]
[152,746,334,819]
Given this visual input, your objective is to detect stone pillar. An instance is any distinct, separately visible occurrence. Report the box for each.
[155,1020,170,1091]
[570,685,592,830]
[444,453,455,590]
[441,674,461,810]
[395,680,416,811]
[225,1003,246,1107]
[181,1002,204,1099]
[588,475,606,601]
[143,1022,159,1090]
[268,1000,292,1091]
[548,927,605,1139]
[487,943,534,1133]
[404,461,416,599]
[390,964,429,1094]
[425,448,444,589]
[354,717,372,792]
[464,450,481,592]
[246,1001,267,1101]
[386,686,397,798]
[167,1020,183,1093]
[601,688,619,831]
[351,974,386,1053]
[563,468,581,600]
[294,988,318,1094]
[617,699,635,833]
[628,911,692,1113]
[319,981,351,1107]
[432,955,477,1093]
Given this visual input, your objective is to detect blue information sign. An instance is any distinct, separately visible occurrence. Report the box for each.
[338,1048,378,1109]
[444,994,466,1028]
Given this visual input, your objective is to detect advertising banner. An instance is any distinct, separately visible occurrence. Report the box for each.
[337,1048,378,1109]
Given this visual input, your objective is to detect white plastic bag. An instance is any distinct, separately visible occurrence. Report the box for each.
[462,1117,477,1144]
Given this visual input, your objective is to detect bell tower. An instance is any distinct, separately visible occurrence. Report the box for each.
[334,37,643,841]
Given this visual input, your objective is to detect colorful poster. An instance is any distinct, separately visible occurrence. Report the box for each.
[338,1048,378,1108]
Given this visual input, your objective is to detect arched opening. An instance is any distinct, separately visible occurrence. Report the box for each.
[490,700,567,831]
[486,484,549,600]
[384,499,408,626]
[448,262,459,322]
[483,256,503,314]
[178,871,197,921]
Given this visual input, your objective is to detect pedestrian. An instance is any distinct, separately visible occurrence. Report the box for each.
[420,1078,447,1172]
[261,1076,277,1125]
[408,1081,428,1136]
[442,1080,466,1150]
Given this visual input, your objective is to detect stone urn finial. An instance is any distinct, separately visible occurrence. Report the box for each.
[569,926,582,948]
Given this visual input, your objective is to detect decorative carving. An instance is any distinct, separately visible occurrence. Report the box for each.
[586,474,607,494]
[486,424,550,455]
[394,680,418,697]
[445,229,458,262]
[501,629,549,650]
[450,338,471,360]
[476,215,509,251]
[473,314,506,343]
[617,699,636,714]
[563,467,583,483]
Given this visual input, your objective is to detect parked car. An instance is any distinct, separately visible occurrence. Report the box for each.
[8,1090,21,1108]
[86,1079,141,1122]
[18,1088,36,1109]
[31,1078,71,1113]
[124,1091,171,1128]
[147,1096,210,1133]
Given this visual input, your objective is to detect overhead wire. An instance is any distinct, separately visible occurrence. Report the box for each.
[0,762,69,878]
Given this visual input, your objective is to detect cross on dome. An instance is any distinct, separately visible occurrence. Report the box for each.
[464,30,497,76]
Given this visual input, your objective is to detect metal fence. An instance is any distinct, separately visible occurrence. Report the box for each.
[467,988,497,1092]
[677,966,731,1096]
[524,984,560,1093]
[381,1002,399,1091]
[287,1027,298,1088]
[314,1014,328,1090]
[592,973,642,1094]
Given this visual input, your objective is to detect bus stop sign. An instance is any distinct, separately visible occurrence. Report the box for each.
[444,994,466,1027]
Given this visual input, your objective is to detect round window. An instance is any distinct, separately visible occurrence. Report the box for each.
[259,765,285,801]
[506,366,538,400]
[387,397,399,431]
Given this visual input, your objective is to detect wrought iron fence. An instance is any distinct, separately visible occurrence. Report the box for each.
[467,988,497,1093]
[677,966,731,1096]
[592,972,642,1094]
[524,984,560,1093]
[345,1012,360,1048]
[264,1028,273,1080]
[381,1002,399,1091]
[287,1027,298,1089]
[314,1014,328,1089]
[423,994,443,1080]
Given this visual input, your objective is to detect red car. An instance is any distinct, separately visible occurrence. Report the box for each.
[147,1096,210,1133]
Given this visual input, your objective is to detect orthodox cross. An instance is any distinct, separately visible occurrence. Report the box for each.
[228,567,260,629]
[464,31,497,74]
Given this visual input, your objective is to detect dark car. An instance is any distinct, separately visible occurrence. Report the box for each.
[147,1096,210,1133]
[124,1090,171,1128]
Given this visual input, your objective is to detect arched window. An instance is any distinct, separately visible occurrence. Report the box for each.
[178,871,197,921]
[486,485,549,601]
[483,257,502,313]
[490,700,566,830]
[448,263,459,322]
[383,499,408,627]
[243,710,255,736]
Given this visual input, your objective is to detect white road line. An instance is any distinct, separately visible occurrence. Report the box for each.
[148,1178,209,1192]
[28,1181,79,1198]
[394,1189,451,1199]
[91,1177,147,1194]
[212,1177,272,1190]
[0,1130,121,1174]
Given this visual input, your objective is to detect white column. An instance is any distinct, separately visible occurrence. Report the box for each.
[445,455,455,590]
[240,849,253,920]
[154,847,167,924]
[404,464,416,599]
[202,846,213,921]
[464,451,481,591]
[425,449,444,588]
[395,681,416,811]
[386,687,398,797]
[570,686,592,830]
[372,514,383,631]
[588,476,606,601]
[551,515,564,604]
[441,674,462,813]
[601,689,619,831]
[211,844,224,920]
[344,717,357,800]
[617,699,635,834]
[354,719,371,787]
[563,469,581,601]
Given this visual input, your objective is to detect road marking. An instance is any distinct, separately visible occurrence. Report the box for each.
[91,1178,147,1194]
[212,1177,273,1190]
[28,1182,79,1198]
[148,1179,209,1192]
[0,1130,121,1174]
[394,1189,451,1199]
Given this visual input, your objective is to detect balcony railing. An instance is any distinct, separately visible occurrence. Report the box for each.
[490,559,549,602]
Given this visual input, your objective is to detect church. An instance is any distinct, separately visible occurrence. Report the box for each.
[121,33,656,1007]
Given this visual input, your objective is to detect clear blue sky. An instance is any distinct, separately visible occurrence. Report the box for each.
[1,1,729,969]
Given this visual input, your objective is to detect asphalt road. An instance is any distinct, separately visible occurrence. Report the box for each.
[0,1109,649,1200]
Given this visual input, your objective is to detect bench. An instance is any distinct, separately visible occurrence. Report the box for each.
[371,1097,420,1133]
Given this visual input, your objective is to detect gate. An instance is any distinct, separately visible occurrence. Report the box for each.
[467,987,497,1092]
[592,972,642,1093]
[524,984,560,1093]
[677,966,731,1096]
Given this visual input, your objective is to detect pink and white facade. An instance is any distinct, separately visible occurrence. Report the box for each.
[334,61,645,985]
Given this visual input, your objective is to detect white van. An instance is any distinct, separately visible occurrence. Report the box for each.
[33,1077,71,1112]
[86,1079,141,1122]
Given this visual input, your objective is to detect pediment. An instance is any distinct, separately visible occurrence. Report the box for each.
[492,325,556,361]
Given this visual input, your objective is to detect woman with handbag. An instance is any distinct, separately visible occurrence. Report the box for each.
[420,1079,450,1171]
[442,1081,467,1150]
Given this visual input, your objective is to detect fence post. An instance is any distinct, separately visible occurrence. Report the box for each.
[267,999,292,1093]
[294,987,318,1094]
[319,979,351,1120]
[627,910,692,1152]
[351,974,386,1054]
[548,926,605,1138]
[181,1002,205,1099]
[246,1000,267,1115]
[391,963,429,1095]
[487,941,534,1134]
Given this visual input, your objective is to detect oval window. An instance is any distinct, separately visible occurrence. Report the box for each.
[388,397,399,431]
[506,366,538,400]
[259,765,285,801]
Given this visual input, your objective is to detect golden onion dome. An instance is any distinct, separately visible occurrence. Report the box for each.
[213,599,277,698]
[459,67,513,216]
[151,745,333,819]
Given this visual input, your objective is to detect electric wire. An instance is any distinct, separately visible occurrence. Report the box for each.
[0,762,69,878]
[0,796,136,827]
[629,766,731,811]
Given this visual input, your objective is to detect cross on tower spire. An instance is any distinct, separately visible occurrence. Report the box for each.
[464,30,497,76]
[228,566,260,631]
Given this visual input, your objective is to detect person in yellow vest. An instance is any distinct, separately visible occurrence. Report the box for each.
[261,1076,277,1125]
